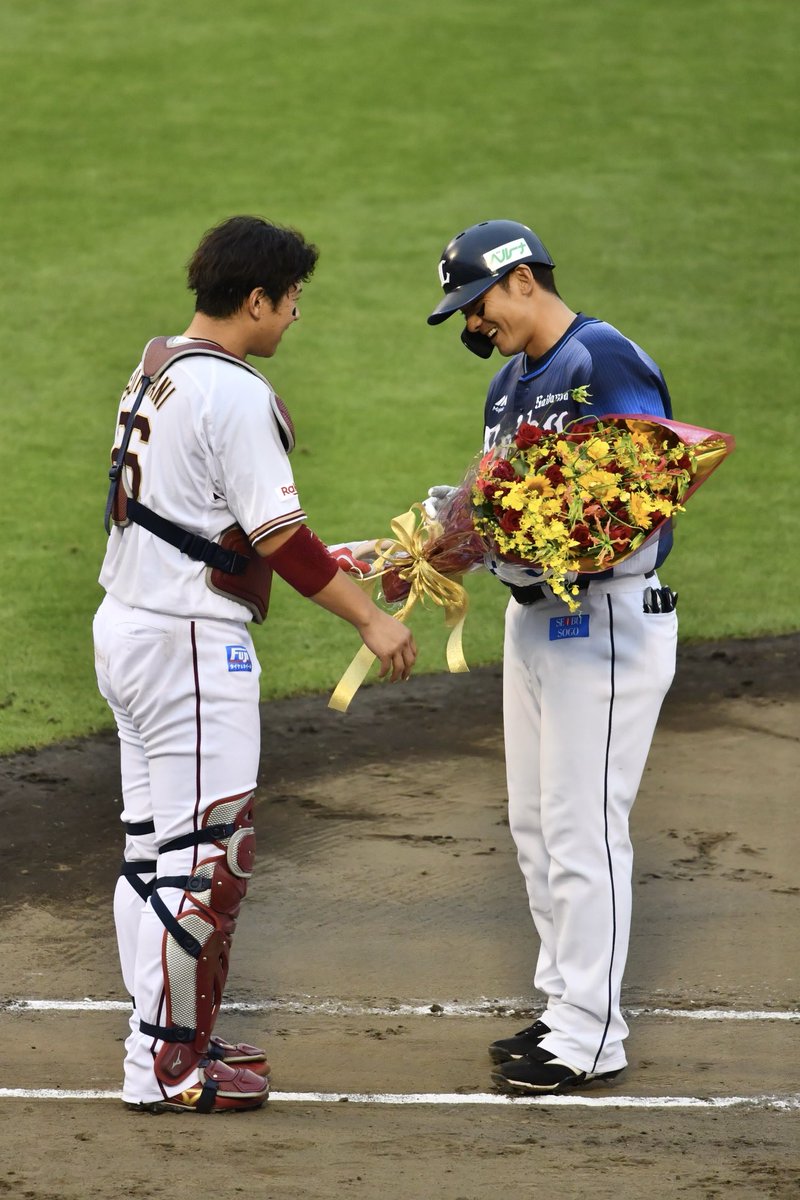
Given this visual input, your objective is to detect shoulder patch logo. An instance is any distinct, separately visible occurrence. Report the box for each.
[492,394,508,413]
[226,644,253,672]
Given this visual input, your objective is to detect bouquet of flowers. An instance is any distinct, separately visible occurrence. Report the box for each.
[327,414,733,709]
[471,414,734,609]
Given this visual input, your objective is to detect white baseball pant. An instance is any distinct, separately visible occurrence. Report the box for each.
[93,594,261,1103]
[502,572,677,1074]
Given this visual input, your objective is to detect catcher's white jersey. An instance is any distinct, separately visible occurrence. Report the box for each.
[99,348,305,621]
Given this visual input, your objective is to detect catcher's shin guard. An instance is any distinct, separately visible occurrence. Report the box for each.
[141,790,256,1087]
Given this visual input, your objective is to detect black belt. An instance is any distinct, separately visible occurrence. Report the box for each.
[508,570,654,607]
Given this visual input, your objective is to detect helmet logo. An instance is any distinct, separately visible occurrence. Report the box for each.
[438,258,451,287]
[482,238,531,272]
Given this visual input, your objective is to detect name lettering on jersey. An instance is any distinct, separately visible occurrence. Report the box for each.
[147,376,176,410]
[482,238,531,272]
[226,644,253,672]
[484,407,569,450]
[120,367,144,405]
[534,391,570,410]
[549,614,590,640]
[276,483,298,502]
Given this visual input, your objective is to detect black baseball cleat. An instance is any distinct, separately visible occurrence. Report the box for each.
[491,1045,625,1095]
[488,1019,551,1064]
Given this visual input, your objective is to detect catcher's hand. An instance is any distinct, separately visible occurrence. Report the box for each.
[327,542,374,578]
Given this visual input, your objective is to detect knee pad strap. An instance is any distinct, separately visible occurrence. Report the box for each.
[123,818,155,836]
[119,859,157,902]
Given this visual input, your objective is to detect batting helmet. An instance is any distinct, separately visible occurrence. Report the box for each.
[427,220,555,326]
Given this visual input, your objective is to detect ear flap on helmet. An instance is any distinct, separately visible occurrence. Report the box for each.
[461,328,495,359]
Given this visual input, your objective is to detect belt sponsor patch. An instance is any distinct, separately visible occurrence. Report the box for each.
[226,644,253,672]
[549,614,590,640]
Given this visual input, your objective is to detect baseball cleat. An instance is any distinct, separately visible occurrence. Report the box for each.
[127,1060,269,1114]
[491,1046,624,1095]
[206,1034,271,1077]
[488,1019,551,1064]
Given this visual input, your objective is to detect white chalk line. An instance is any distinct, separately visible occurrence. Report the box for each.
[0,1088,797,1110]
[5,997,799,1021]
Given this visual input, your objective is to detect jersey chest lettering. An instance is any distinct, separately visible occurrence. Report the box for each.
[485,381,590,449]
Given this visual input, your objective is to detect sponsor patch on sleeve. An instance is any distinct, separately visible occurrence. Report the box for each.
[226,644,253,672]
[549,614,590,641]
[275,482,299,504]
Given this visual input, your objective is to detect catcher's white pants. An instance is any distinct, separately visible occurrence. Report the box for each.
[503,573,677,1074]
[93,594,261,1104]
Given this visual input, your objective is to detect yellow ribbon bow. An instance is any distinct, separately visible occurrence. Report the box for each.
[328,505,471,713]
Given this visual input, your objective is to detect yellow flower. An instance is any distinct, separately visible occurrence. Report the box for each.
[578,469,621,502]
[628,491,656,527]
[501,488,526,511]
[586,438,610,461]
[524,473,556,497]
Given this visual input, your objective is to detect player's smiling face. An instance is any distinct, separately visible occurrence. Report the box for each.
[461,269,534,357]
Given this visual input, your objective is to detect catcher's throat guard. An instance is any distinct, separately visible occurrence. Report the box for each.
[142,791,256,1087]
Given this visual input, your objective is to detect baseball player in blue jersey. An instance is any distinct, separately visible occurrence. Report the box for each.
[426,220,678,1094]
[94,215,416,1113]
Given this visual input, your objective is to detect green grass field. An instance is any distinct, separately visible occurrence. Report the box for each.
[0,0,797,754]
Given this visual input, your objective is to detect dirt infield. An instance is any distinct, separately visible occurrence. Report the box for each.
[1,634,798,1200]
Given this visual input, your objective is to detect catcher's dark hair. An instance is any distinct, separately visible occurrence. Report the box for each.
[498,263,560,297]
[187,216,319,317]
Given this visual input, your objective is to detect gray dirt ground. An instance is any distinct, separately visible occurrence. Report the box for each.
[1,634,798,1200]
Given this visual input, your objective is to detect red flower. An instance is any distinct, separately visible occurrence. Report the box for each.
[499,508,522,533]
[514,422,545,449]
[490,459,517,482]
[608,523,631,547]
[605,498,629,518]
[544,463,565,487]
[571,523,593,547]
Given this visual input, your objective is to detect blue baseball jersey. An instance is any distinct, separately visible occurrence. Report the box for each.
[482,314,674,580]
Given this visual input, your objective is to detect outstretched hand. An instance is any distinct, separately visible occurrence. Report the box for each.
[328,544,373,577]
[357,609,417,682]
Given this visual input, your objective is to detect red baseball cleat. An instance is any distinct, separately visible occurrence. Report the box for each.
[207,1034,271,1078]
[128,1060,269,1114]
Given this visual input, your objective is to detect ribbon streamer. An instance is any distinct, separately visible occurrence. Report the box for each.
[328,506,470,713]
